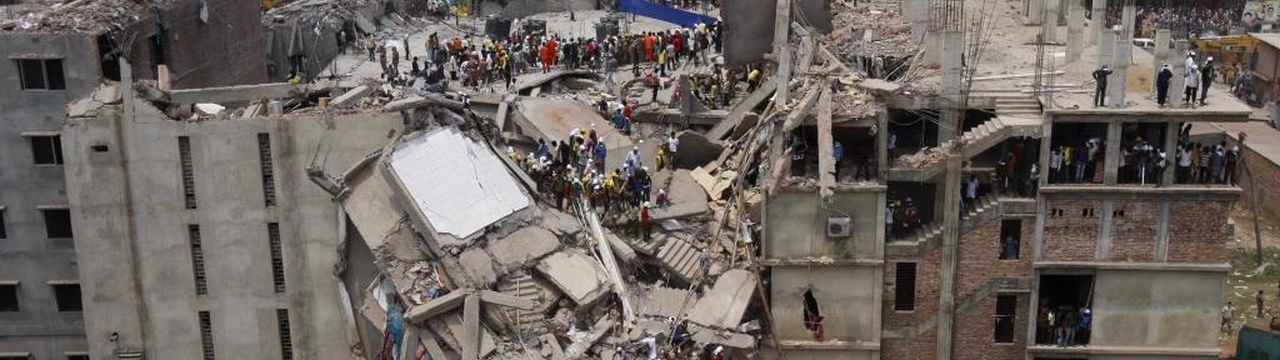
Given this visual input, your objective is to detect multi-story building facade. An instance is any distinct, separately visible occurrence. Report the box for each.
[0,0,265,357]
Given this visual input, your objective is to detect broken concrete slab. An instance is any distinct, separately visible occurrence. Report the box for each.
[543,209,584,237]
[601,226,639,264]
[458,249,498,287]
[194,103,226,116]
[857,78,902,94]
[674,131,724,169]
[168,82,297,106]
[486,226,560,268]
[690,326,756,349]
[690,167,739,201]
[477,290,536,310]
[514,98,633,169]
[405,289,468,323]
[331,85,373,109]
[630,285,693,319]
[535,249,612,306]
[564,315,615,358]
[687,269,757,329]
[353,13,376,33]
[650,169,710,221]
[427,313,497,357]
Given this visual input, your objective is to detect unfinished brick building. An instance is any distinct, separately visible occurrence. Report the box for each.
[750,0,1246,359]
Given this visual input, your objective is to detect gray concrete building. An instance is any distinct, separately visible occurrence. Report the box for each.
[0,32,99,360]
[61,63,403,358]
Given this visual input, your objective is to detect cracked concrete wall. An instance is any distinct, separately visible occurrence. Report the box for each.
[0,32,100,359]
[770,266,881,349]
[63,98,403,359]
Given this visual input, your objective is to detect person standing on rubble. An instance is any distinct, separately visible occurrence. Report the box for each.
[666,131,679,168]
[1092,65,1112,108]
[747,66,762,92]
[639,202,652,241]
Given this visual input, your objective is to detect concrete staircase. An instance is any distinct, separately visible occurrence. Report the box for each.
[994,96,1042,118]
[655,235,703,285]
[889,113,1044,182]
[493,271,556,333]
[887,193,1001,257]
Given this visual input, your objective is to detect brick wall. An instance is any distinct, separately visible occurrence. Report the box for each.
[956,218,1033,296]
[953,293,1029,360]
[1168,200,1231,263]
[882,328,938,360]
[1110,201,1158,262]
[1042,199,1102,261]
[884,247,940,360]
[952,216,1033,360]
[1228,136,1280,221]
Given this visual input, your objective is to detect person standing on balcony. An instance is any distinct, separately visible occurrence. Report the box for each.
[1092,65,1112,107]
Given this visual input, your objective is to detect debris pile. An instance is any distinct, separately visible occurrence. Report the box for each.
[2,0,166,32]
[822,0,915,59]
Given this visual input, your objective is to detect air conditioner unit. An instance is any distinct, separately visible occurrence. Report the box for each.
[827,217,852,238]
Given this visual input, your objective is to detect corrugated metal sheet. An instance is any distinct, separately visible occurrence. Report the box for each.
[390,129,530,237]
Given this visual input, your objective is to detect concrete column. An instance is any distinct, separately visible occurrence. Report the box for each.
[939,30,965,143]
[1103,121,1122,184]
[1170,40,1189,104]
[1121,4,1136,40]
[1038,116,1054,189]
[907,0,930,43]
[936,154,963,360]
[1098,30,1114,72]
[1153,29,1170,94]
[1090,0,1107,45]
[1155,200,1171,261]
[1026,0,1044,25]
[1096,200,1114,260]
[1041,0,1059,43]
[772,0,791,104]
[1162,122,1178,186]
[877,110,888,182]
[1109,33,1130,107]
[1066,1,1085,63]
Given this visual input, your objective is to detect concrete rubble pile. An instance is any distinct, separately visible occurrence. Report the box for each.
[822,0,914,59]
[1,0,165,32]
[320,70,771,358]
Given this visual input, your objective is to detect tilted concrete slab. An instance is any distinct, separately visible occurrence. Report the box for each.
[535,249,612,305]
[331,85,373,109]
[458,249,499,287]
[687,269,757,329]
[650,169,710,221]
[630,285,692,319]
[478,290,536,310]
[486,226,561,268]
[405,289,468,323]
[515,98,634,169]
[690,326,756,349]
[168,82,298,105]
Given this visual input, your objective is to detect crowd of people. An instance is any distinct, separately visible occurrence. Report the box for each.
[1037,303,1092,347]
[509,127,681,242]
[1133,6,1243,38]
[346,18,729,96]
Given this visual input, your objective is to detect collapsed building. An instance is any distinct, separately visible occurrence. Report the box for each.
[1,0,1250,359]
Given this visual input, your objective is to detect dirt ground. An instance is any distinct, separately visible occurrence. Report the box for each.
[1219,204,1280,352]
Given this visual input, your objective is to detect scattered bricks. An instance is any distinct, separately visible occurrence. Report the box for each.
[1110,201,1158,262]
[1042,199,1102,262]
[1168,200,1231,263]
